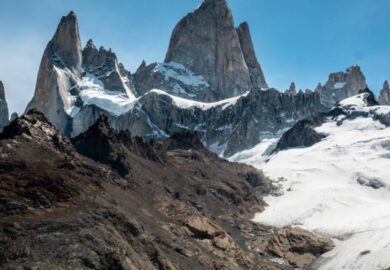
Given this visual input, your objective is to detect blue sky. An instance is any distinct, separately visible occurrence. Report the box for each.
[1,0,389,114]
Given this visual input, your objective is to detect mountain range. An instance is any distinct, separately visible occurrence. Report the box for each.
[1,0,390,269]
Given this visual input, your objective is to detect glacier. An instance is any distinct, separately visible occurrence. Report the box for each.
[231,93,390,270]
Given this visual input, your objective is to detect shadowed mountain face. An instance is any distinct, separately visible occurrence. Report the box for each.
[0,111,333,269]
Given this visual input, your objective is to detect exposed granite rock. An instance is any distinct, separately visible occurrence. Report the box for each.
[318,65,367,108]
[236,22,268,89]
[133,61,217,101]
[266,227,334,268]
[164,0,251,100]
[25,11,82,135]
[379,80,390,105]
[204,88,325,156]
[82,39,136,95]
[285,82,296,95]
[276,114,328,151]
[356,173,385,189]
[0,81,9,132]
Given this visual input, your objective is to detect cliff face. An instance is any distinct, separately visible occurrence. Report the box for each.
[164,0,251,100]
[25,11,82,135]
[236,22,268,89]
[318,65,367,108]
[25,12,137,136]
[0,81,9,132]
[379,80,390,105]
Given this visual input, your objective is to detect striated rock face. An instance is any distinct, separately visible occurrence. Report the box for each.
[25,11,82,135]
[164,0,251,100]
[0,81,9,132]
[318,65,367,108]
[236,22,268,89]
[379,80,390,105]
[70,88,325,157]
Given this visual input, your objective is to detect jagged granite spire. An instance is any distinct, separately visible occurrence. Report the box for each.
[82,39,136,95]
[379,80,390,105]
[51,11,82,72]
[286,82,296,95]
[315,83,322,93]
[26,11,83,135]
[164,0,251,100]
[320,65,367,108]
[236,22,268,89]
[0,81,9,132]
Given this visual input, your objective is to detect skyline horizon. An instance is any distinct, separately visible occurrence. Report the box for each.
[1,0,389,114]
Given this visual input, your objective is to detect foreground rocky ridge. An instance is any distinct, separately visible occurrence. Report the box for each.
[0,111,333,269]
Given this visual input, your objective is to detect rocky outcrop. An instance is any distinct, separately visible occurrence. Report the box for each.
[133,61,217,101]
[318,65,367,108]
[266,227,334,268]
[164,0,251,100]
[0,81,9,132]
[82,39,136,95]
[236,22,268,89]
[25,11,82,135]
[379,80,390,105]
[285,82,296,95]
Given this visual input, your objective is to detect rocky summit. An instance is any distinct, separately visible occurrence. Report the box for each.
[379,80,390,105]
[0,111,333,269]
[165,0,255,100]
[317,65,367,108]
[0,81,9,132]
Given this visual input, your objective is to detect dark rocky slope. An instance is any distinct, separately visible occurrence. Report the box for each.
[0,111,333,269]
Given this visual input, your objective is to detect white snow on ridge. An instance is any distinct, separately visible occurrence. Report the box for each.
[333,82,346,89]
[154,62,210,87]
[232,98,390,269]
[78,74,138,116]
[147,89,249,110]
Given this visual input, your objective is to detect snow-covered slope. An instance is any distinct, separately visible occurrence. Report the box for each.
[231,90,390,270]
